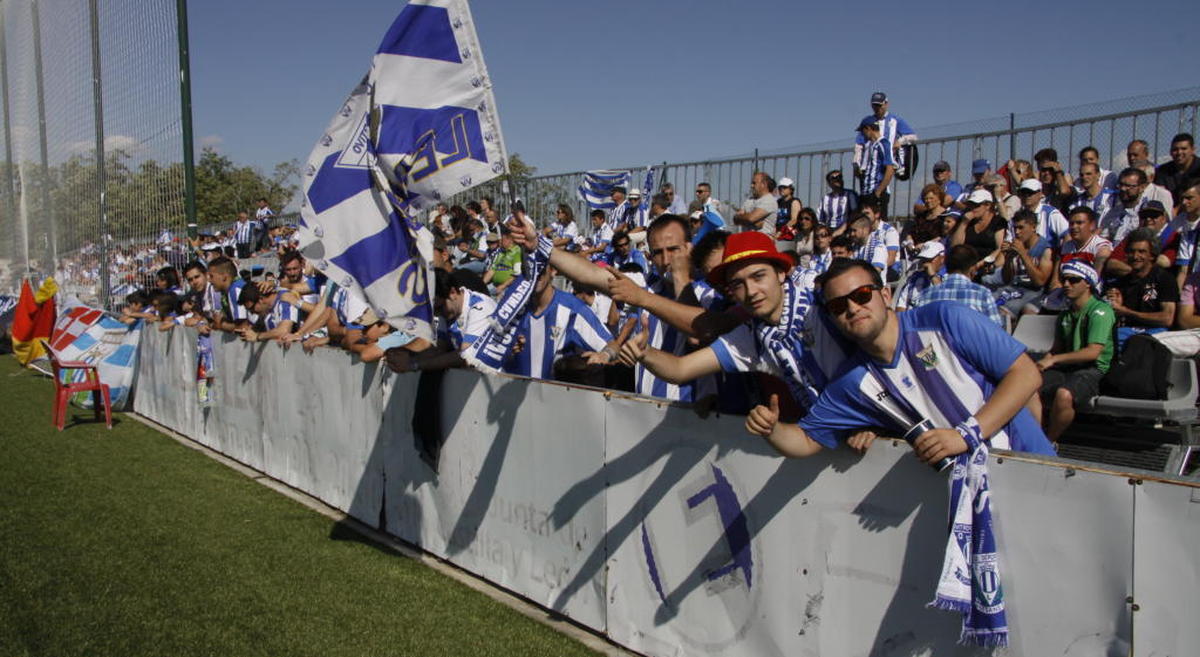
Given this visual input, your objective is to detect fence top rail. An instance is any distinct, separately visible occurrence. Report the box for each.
[524,96,1200,183]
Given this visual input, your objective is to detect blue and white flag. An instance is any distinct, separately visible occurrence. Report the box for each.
[578,170,631,210]
[50,306,142,411]
[298,0,506,341]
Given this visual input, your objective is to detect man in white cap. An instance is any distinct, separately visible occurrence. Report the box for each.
[895,240,944,311]
[621,187,651,246]
[1032,260,1115,442]
[1016,178,1069,250]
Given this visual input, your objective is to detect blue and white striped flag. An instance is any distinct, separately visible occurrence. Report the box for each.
[51,308,142,411]
[297,0,506,341]
[578,170,631,209]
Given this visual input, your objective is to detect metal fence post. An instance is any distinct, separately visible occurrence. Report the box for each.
[31,0,54,272]
[176,0,197,240]
[88,0,109,308]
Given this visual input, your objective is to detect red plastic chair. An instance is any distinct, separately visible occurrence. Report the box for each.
[41,340,113,430]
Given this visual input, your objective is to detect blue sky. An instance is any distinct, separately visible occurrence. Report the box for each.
[191,0,1196,179]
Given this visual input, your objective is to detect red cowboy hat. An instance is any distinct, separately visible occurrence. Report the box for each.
[706,231,794,287]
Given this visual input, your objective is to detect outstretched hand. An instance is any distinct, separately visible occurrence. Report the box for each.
[607,268,646,307]
[506,214,537,250]
[617,315,650,367]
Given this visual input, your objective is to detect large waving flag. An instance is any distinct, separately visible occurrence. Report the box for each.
[298,0,506,341]
[578,170,631,210]
[11,277,57,367]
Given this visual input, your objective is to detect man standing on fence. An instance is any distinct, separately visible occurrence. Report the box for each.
[254,198,275,254]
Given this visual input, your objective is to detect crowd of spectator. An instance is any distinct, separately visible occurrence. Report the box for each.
[83,93,1200,462]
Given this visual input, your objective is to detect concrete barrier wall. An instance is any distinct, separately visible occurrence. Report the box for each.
[135,327,1200,656]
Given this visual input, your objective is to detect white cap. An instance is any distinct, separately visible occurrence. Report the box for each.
[917,241,945,259]
[1019,178,1043,194]
[627,188,642,198]
[778,177,795,188]
[966,189,993,204]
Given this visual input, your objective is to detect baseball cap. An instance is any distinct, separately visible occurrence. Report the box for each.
[870,91,888,105]
[966,189,993,205]
[917,241,945,260]
[778,177,795,188]
[971,159,991,175]
[1018,179,1043,194]
[1138,200,1167,217]
[706,231,794,287]
[932,160,951,173]
[627,188,642,198]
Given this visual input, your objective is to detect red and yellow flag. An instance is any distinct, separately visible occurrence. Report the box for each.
[11,277,58,366]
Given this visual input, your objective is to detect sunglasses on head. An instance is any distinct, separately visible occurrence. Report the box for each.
[824,284,881,315]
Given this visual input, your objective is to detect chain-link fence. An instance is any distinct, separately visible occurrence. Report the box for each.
[457,87,1200,235]
[0,0,189,307]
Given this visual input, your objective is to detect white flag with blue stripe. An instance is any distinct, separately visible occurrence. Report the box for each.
[298,0,506,341]
[578,170,631,209]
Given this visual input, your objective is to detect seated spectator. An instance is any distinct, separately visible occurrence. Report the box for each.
[987,174,1019,221]
[774,177,803,251]
[846,212,887,273]
[1105,228,1178,350]
[895,241,944,311]
[915,244,1005,328]
[1033,261,1115,442]
[792,208,818,257]
[543,204,579,248]
[1016,179,1069,250]
[1134,161,1175,219]
[580,209,614,261]
[606,231,649,273]
[483,231,522,294]
[950,189,1007,266]
[1106,200,1188,280]
[1152,270,1200,357]
[993,210,1054,319]
[1060,206,1112,274]
[1033,151,1077,213]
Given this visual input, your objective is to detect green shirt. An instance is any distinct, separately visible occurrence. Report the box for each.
[1057,296,1116,373]
[488,246,522,285]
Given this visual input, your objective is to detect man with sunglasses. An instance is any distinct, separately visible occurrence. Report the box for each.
[617,232,854,440]
[760,259,1055,461]
[818,169,859,235]
[1032,261,1115,442]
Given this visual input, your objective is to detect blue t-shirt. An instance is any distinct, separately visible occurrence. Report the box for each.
[799,302,1055,455]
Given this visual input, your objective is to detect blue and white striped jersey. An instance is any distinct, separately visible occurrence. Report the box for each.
[502,290,612,380]
[263,295,300,331]
[855,233,889,271]
[234,220,254,244]
[440,289,496,351]
[860,138,896,195]
[224,279,249,322]
[323,282,370,330]
[1073,188,1115,217]
[549,220,579,242]
[799,302,1056,456]
[632,276,694,402]
[854,112,915,148]
[819,189,859,229]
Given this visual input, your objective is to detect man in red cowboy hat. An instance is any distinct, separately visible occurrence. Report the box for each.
[618,231,855,453]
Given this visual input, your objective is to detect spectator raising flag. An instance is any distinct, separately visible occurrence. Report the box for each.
[297,0,507,342]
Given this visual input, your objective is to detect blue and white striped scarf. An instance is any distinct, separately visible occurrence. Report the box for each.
[463,234,553,372]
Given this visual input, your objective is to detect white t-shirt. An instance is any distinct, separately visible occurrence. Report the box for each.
[740,194,778,237]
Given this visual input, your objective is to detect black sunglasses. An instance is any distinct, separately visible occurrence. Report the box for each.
[824,284,881,315]
[1062,276,1085,285]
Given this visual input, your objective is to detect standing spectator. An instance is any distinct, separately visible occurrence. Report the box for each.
[775,177,803,251]
[1074,162,1116,216]
[233,212,255,260]
[915,244,1005,328]
[1106,228,1178,350]
[206,256,249,332]
[818,169,859,234]
[254,198,275,253]
[1035,261,1115,442]
[1034,155,1077,213]
[1099,167,1152,244]
[895,241,945,311]
[483,231,522,294]
[855,119,896,217]
[1156,133,1200,206]
[853,92,916,182]
[733,171,778,238]
[1017,179,1070,250]
[994,210,1054,319]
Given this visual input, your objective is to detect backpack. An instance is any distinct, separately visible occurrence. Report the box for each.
[1099,334,1172,400]
[895,143,919,181]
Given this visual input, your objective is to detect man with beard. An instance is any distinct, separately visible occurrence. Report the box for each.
[1100,167,1153,244]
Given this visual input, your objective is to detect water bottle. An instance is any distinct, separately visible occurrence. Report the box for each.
[902,418,955,472]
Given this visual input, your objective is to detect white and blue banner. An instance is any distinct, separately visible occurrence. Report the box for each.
[52,309,142,411]
[298,0,506,341]
[578,170,631,209]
